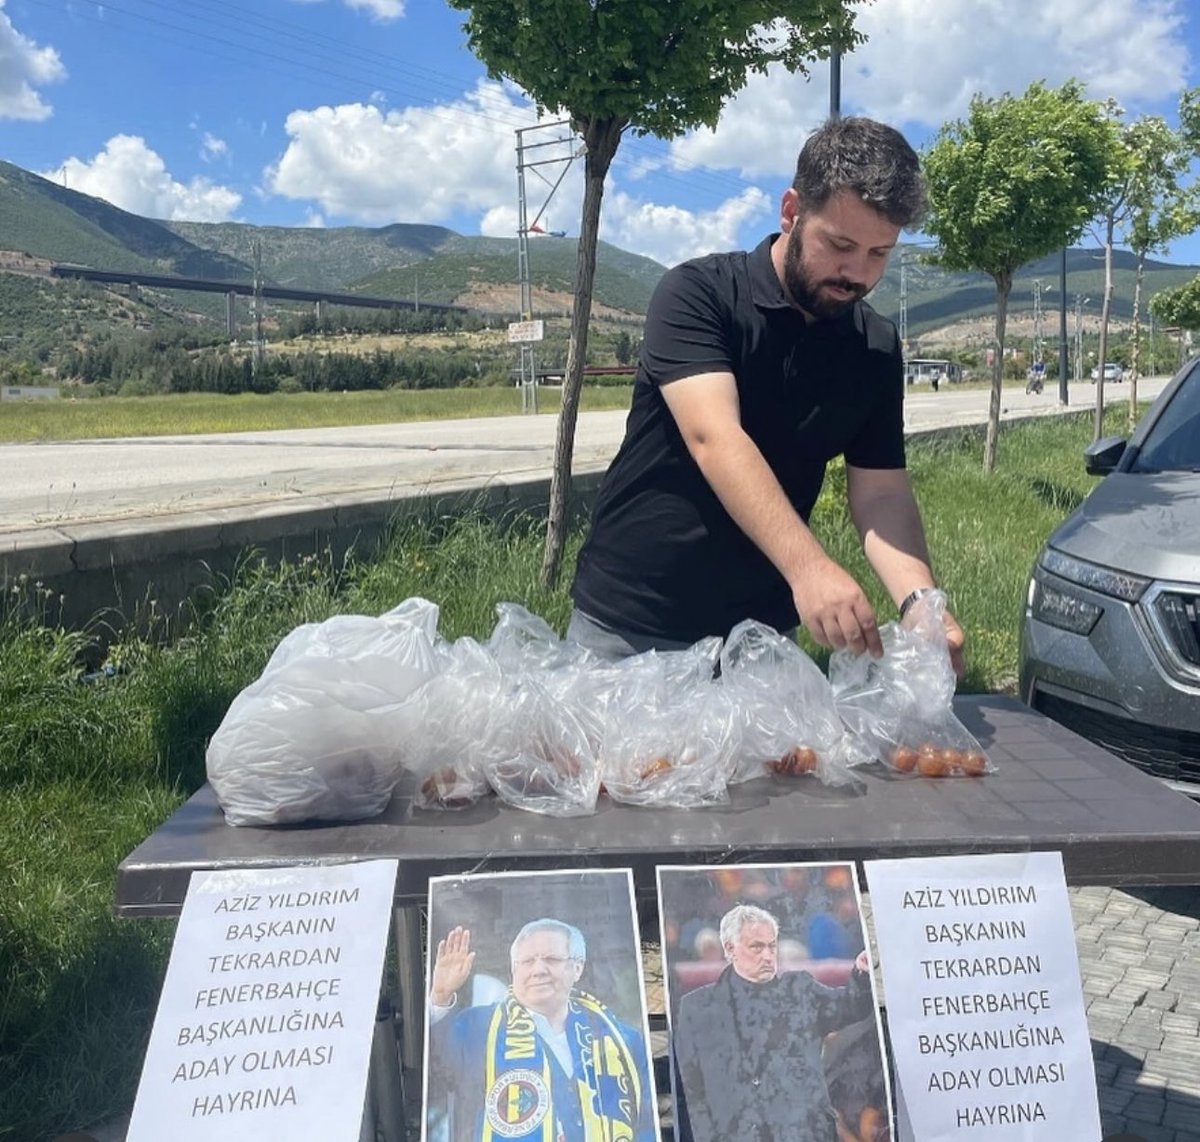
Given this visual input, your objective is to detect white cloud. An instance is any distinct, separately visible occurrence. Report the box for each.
[346,0,404,19]
[287,0,404,18]
[601,187,774,267]
[668,0,1191,181]
[265,80,543,224]
[43,135,242,222]
[0,0,66,121]
[200,132,228,161]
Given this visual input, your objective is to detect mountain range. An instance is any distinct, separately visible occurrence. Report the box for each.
[2,157,1199,344]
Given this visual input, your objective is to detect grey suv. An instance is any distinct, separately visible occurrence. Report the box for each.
[1019,356,1200,793]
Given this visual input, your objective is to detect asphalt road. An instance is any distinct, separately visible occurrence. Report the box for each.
[0,377,1170,538]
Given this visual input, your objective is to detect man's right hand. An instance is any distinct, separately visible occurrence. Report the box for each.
[792,557,883,658]
[430,925,475,1007]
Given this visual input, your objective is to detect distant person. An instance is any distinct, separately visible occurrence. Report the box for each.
[427,920,656,1142]
[674,904,875,1142]
[568,116,964,676]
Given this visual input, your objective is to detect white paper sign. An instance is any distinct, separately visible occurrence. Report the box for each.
[864,852,1100,1142]
[507,319,545,342]
[127,859,398,1141]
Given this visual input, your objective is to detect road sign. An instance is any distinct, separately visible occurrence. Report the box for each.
[507,319,544,343]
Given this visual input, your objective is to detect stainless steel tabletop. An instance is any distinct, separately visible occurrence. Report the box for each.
[115,694,1200,917]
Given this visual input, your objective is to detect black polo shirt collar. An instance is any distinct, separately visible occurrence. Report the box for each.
[748,232,860,338]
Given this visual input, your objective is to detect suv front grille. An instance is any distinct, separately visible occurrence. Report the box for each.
[1033,692,1200,786]
[1151,590,1200,667]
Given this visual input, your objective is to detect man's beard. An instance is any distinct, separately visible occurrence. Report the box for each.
[783,226,867,319]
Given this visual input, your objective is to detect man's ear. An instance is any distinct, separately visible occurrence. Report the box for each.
[571,959,585,984]
[780,188,801,234]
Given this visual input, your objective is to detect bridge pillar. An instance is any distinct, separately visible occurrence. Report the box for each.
[226,292,237,338]
[316,298,326,325]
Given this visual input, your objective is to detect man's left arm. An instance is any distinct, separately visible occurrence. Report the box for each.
[846,464,965,677]
[807,956,876,1037]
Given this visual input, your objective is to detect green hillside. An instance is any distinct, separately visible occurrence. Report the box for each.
[870,245,1200,335]
[166,219,665,314]
[3,155,1200,372]
[351,237,660,314]
[0,162,251,279]
[164,220,458,291]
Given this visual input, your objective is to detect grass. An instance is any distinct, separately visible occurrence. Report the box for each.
[0,406,1129,1139]
[0,386,637,443]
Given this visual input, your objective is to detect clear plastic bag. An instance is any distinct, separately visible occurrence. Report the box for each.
[719,620,860,786]
[597,638,736,808]
[829,590,992,778]
[480,676,601,816]
[206,598,445,824]
[397,636,500,811]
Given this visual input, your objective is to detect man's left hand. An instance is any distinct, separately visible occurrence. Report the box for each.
[854,950,871,973]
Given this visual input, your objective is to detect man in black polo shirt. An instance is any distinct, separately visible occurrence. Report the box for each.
[569,116,964,672]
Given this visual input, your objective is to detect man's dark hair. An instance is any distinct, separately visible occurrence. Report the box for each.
[792,116,926,228]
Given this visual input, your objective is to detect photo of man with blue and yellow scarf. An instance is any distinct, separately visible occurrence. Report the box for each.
[427,917,658,1142]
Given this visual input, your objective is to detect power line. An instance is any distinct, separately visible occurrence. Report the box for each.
[24,0,764,208]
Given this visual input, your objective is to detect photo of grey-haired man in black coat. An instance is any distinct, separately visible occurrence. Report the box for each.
[673,902,875,1142]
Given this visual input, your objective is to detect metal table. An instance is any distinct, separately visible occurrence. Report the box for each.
[114,694,1200,1138]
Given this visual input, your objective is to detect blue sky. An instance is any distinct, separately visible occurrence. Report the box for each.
[2,0,1199,269]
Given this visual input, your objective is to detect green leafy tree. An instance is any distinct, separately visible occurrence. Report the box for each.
[1121,105,1198,419]
[1149,275,1200,371]
[922,80,1116,471]
[447,0,859,586]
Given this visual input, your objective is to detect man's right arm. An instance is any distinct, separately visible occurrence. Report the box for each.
[660,371,882,655]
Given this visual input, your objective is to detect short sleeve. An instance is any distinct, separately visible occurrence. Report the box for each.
[641,260,736,385]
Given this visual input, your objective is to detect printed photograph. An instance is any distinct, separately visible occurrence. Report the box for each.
[423,867,660,1142]
[657,863,892,1142]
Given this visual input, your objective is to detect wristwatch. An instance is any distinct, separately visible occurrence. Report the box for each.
[899,587,936,619]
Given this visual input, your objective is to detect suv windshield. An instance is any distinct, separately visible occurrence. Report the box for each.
[1130,361,1200,472]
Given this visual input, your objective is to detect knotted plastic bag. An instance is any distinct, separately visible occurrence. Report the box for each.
[596,638,737,808]
[829,590,991,778]
[398,635,501,810]
[719,620,860,786]
[207,597,445,824]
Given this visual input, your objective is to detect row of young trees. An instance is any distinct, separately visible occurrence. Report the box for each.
[924,82,1200,462]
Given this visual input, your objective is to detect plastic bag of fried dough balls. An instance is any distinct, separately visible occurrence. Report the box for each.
[596,638,737,808]
[829,590,993,778]
[397,635,501,811]
[719,620,863,787]
[207,597,446,824]
[478,673,602,817]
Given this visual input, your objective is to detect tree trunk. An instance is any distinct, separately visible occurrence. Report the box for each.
[540,115,626,590]
[1130,248,1145,426]
[1094,214,1115,443]
[983,271,1011,474]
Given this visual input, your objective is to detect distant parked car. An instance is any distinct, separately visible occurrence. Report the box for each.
[1018,355,1200,793]
[1090,361,1125,383]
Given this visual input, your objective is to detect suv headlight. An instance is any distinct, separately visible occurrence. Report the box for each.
[1039,548,1150,602]
[1027,549,1151,636]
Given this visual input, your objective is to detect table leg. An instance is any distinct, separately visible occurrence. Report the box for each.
[392,904,425,1073]
[367,996,406,1142]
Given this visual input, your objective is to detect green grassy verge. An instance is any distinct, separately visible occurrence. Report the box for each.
[1,408,1124,1138]
[0,386,636,443]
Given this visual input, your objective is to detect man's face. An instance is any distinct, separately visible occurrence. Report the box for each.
[511,929,583,1014]
[727,920,778,983]
[782,189,899,320]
